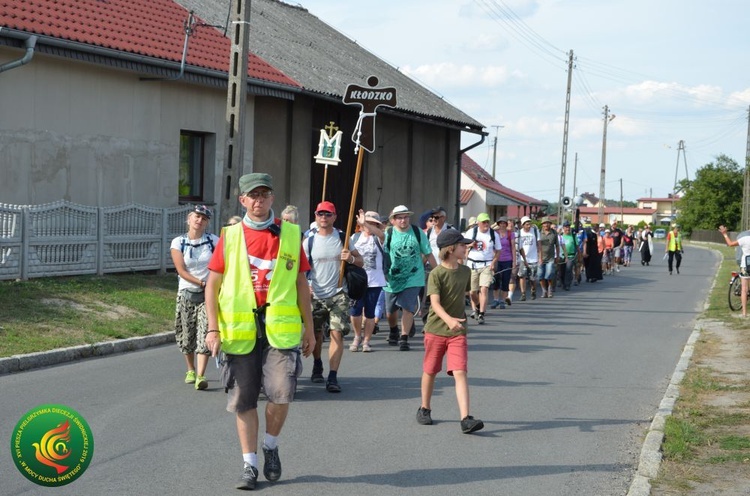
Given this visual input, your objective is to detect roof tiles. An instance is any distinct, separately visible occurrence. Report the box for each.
[461,154,544,206]
[1,0,300,88]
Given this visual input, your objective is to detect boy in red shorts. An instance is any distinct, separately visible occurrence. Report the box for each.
[416,229,484,433]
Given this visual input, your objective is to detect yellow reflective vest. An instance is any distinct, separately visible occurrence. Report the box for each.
[217,221,302,354]
[667,231,682,252]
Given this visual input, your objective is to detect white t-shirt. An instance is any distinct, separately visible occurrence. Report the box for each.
[739,235,750,268]
[352,232,387,287]
[518,226,540,263]
[170,233,219,291]
[304,230,343,299]
[464,226,500,263]
[428,224,455,263]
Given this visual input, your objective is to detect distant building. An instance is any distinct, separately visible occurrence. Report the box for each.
[636,195,680,225]
[460,154,546,227]
[577,207,656,227]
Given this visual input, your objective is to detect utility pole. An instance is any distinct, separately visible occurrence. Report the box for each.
[491,125,504,179]
[598,105,614,223]
[557,50,574,222]
[672,140,689,197]
[219,0,251,223]
[742,106,750,230]
[572,152,578,198]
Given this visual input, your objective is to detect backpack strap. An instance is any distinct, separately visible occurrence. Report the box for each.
[385,225,422,252]
[180,234,215,255]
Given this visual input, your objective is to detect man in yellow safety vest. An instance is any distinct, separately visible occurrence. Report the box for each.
[205,172,315,491]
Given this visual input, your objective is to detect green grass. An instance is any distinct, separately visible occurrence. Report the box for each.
[663,416,705,461]
[701,244,746,325]
[658,242,750,478]
[0,273,178,357]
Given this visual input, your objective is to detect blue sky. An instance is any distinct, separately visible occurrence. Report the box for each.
[299,0,750,202]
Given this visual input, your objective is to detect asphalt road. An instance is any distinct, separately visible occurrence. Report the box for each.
[0,242,718,496]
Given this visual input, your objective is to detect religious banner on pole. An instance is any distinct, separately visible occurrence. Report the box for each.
[313,121,343,201]
[343,76,397,154]
[338,76,397,284]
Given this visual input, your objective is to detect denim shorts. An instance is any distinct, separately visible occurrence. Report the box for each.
[538,261,556,280]
[350,287,383,318]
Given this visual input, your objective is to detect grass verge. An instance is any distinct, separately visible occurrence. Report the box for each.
[0,273,177,358]
[653,244,750,493]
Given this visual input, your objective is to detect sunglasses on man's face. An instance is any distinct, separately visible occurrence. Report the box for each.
[316,211,334,218]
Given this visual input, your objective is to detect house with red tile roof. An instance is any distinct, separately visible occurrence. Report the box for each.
[0,0,300,207]
[460,154,547,226]
[1,0,485,227]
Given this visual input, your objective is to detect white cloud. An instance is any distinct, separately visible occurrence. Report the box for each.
[400,63,515,88]
[622,81,723,107]
[728,88,750,106]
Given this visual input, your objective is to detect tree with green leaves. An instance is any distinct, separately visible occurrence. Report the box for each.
[676,154,743,234]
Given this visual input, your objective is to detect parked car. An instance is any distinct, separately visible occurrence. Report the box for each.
[654,228,666,239]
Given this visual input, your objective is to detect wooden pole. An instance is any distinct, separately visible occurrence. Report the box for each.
[338,146,366,286]
[322,164,329,201]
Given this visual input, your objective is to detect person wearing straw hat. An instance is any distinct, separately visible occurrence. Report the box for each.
[383,205,437,351]
[348,209,387,353]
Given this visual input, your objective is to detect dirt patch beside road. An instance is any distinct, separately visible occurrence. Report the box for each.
[652,319,750,495]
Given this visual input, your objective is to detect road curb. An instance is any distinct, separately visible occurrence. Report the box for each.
[626,245,721,495]
[0,332,174,375]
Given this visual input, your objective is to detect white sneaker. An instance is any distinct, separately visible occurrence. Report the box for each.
[349,337,361,352]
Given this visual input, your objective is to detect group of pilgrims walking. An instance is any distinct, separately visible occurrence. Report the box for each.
[167,174,679,491]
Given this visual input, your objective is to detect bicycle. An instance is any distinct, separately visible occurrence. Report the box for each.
[727,270,750,311]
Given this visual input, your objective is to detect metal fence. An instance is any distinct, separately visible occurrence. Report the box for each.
[0,201,215,280]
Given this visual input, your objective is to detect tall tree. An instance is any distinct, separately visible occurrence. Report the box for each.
[676,154,743,233]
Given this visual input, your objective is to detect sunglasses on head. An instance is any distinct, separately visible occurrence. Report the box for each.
[316,211,334,217]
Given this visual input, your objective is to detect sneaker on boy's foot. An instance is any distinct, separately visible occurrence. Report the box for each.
[460,415,484,434]
[531,291,537,300]
[361,341,372,353]
[262,445,282,481]
[184,370,196,384]
[520,294,526,302]
[195,375,208,390]
[236,463,258,490]
[416,407,433,425]
[399,336,410,351]
[477,313,485,324]
[490,299,500,309]
[505,297,512,307]
[387,328,399,345]
[349,336,361,352]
